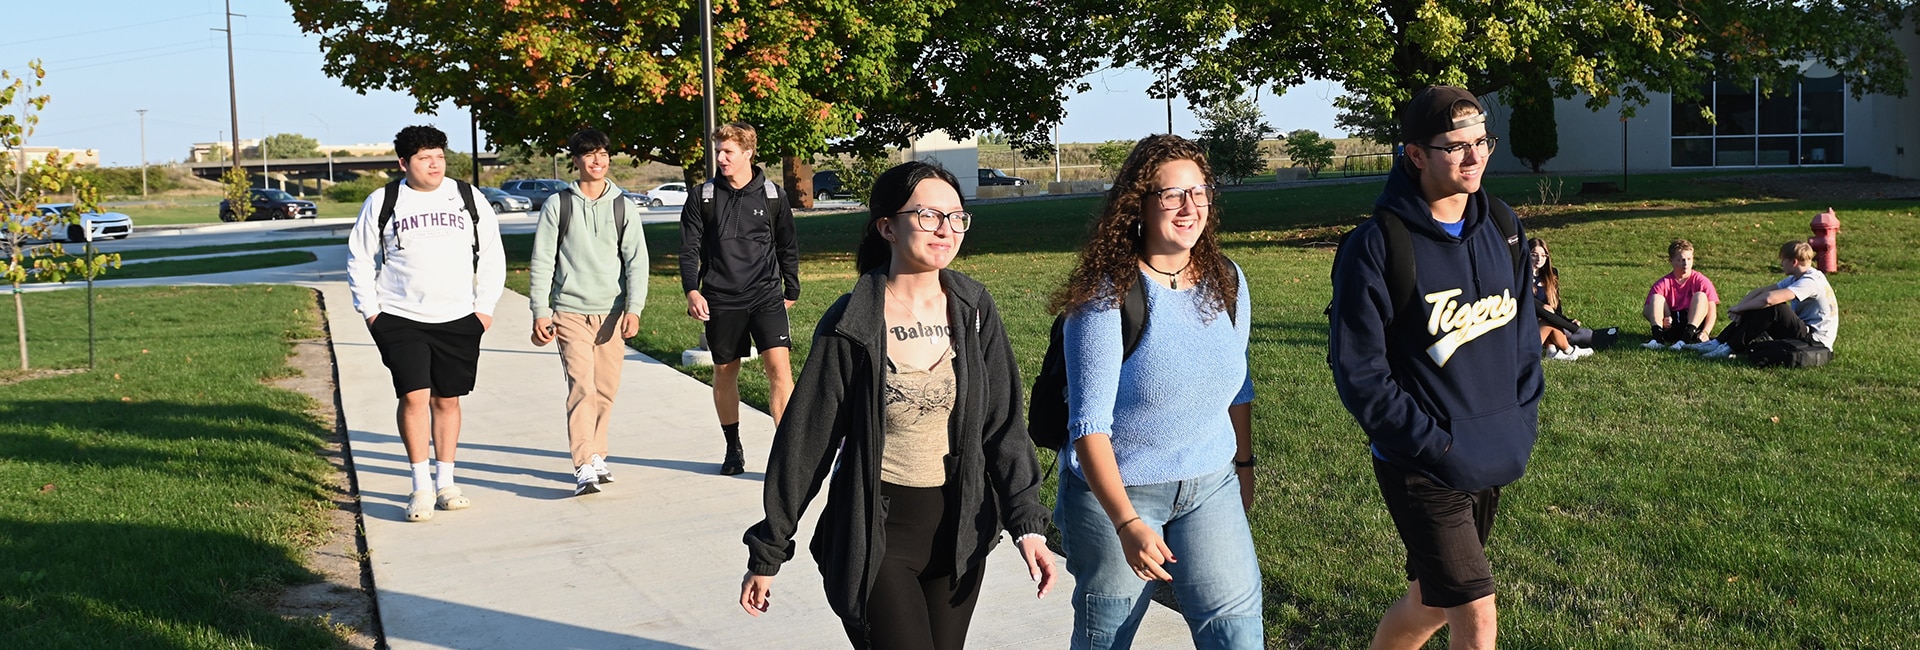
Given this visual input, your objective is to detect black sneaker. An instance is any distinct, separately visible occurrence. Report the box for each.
[720,445,745,476]
[574,465,601,496]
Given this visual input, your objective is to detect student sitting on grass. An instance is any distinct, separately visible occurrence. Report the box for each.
[1642,239,1719,350]
[1697,241,1838,359]
[1530,237,1617,361]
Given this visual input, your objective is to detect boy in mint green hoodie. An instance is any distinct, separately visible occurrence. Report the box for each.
[527,128,649,496]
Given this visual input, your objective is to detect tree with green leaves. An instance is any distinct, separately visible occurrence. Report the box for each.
[1508,71,1559,173]
[260,133,320,159]
[218,166,252,222]
[816,154,892,206]
[1194,96,1272,185]
[1092,140,1132,176]
[1,61,121,370]
[1115,0,1911,144]
[1283,129,1336,179]
[287,0,1112,195]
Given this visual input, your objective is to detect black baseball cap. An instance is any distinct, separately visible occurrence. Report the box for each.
[1399,85,1487,144]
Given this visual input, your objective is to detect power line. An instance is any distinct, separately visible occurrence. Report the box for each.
[41,39,214,67]
[0,11,210,50]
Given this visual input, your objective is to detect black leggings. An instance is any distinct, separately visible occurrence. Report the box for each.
[843,482,983,650]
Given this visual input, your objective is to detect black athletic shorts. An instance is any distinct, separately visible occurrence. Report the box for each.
[705,303,791,365]
[1373,456,1501,608]
[368,312,485,398]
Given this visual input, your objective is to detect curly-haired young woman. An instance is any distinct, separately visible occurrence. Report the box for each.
[739,161,1057,649]
[1052,135,1262,649]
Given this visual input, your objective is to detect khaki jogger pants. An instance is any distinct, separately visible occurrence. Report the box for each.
[555,311,627,467]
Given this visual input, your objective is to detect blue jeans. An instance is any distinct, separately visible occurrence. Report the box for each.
[1055,464,1264,649]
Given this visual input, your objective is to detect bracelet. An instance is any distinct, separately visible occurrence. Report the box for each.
[1234,455,1257,468]
[1114,516,1142,535]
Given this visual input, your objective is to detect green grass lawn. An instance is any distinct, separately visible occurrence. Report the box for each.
[0,286,343,648]
[28,251,318,285]
[504,169,1920,647]
[116,198,357,226]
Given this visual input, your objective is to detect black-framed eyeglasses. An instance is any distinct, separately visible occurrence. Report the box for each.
[1421,136,1498,160]
[893,207,973,233]
[1150,185,1214,210]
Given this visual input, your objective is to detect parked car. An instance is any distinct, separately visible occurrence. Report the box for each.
[478,186,534,214]
[220,188,318,222]
[811,170,854,200]
[636,183,690,208]
[501,179,572,210]
[29,203,134,242]
[621,190,649,205]
[978,168,1029,186]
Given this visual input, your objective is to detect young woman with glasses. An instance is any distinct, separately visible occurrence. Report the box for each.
[740,161,1057,649]
[1050,135,1262,649]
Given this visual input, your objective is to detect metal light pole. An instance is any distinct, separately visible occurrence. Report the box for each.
[1053,124,1061,183]
[700,0,717,179]
[261,116,270,189]
[311,113,332,185]
[470,109,481,188]
[136,109,148,198]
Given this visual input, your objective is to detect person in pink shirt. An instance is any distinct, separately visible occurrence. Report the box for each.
[1642,239,1719,350]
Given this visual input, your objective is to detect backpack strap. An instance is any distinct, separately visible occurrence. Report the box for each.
[1377,208,1417,324]
[1491,199,1524,282]
[376,179,404,262]
[557,187,574,245]
[452,179,483,271]
[763,178,780,200]
[614,193,628,253]
[1119,276,1148,360]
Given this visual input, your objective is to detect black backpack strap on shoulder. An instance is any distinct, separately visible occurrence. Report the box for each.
[614,193,628,253]
[1120,276,1149,360]
[453,179,482,270]
[1224,258,1241,326]
[376,179,405,263]
[1491,199,1524,282]
[556,187,574,246]
[1377,209,1417,323]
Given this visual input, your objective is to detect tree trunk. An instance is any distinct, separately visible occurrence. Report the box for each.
[782,156,814,209]
[14,289,27,370]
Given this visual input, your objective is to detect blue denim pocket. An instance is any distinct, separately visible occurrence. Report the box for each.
[1078,592,1134,649]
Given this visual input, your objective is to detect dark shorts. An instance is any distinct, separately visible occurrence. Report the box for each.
[1373,457,1501,608]
[705,304,791,365]
[368,312,485,398]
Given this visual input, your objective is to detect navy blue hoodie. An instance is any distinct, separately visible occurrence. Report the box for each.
[1328,161,1543,492]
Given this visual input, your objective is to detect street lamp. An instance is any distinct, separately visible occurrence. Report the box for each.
[136,109,148,198]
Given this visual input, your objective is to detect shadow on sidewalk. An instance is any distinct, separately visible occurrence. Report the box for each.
[380,591,705,649]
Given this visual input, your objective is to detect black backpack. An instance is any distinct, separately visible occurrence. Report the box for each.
[1027,261,1238,451]
[376,178,484,270]
[554,187,630,254]
[1748,338,1833,368]
[1326,203,1524,332]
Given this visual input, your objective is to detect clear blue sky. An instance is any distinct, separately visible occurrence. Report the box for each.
[7,1,1345,168]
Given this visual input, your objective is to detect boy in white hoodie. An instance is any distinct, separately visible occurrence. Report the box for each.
[346,125,507,522]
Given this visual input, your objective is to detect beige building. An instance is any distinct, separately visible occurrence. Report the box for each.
[6,146,100,172]
[187,140,392,162]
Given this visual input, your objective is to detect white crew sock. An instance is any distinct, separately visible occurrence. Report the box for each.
[410,462,433,494]
[435,460,457,491]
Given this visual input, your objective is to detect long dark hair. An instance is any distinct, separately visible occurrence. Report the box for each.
[855,162,965,274]
[1050,135,1235,318]
[1529,237,1560,308]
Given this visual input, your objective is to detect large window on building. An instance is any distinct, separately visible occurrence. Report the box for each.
[1670,72,1845,167]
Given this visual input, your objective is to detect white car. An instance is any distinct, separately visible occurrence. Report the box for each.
[637,183,690,208]
[34,203,134,242]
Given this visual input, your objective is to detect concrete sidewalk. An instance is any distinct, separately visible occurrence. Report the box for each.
[318,282,1199,649]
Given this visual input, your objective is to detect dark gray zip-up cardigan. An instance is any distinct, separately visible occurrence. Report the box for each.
[742,268,1050,626]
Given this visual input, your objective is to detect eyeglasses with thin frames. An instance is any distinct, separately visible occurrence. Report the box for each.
[893,207,972,233]
[1420,136,1498,161]
[1150,185,1214,211]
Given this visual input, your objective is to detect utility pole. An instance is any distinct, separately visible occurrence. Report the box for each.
[261,115,269,189]
[136,109,148,198]
[1053,124,1061,183]
[215,0,243,180]
[470,109,481,188]
[1166,95,1173,135]
[699,0,717,179]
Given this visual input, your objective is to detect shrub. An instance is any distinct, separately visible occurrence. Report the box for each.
[325,175,390,204]
[1194,97,1273,185]
[1283,130,1337,179]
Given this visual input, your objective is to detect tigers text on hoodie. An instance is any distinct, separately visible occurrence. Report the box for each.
[1327,162,1544,493]
[346,180,508,323]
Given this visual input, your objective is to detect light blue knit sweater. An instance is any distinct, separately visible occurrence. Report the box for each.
[1064,268,1255,486]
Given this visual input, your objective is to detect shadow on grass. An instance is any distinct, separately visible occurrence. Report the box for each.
[0,398,328,496]
[0,520,339,648]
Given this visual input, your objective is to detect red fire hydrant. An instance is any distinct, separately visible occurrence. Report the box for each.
[1809,207,1840,273]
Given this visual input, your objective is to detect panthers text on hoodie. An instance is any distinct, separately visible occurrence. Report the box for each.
[347,180,508,323]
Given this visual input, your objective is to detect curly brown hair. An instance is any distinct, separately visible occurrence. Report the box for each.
[1050,134,1236,319]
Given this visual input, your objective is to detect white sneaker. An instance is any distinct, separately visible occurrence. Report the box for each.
[590,454,613,484]
[1569,346,1595,359]
[1546,348,1576,361]
[1668,340,1687,351]
[1642,339,1667,350]
[1684,340,1719,351]
[1702,342,1734,359]
[574,465,601,496]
